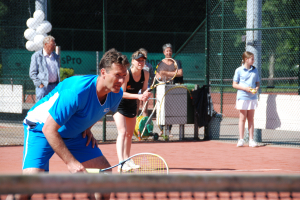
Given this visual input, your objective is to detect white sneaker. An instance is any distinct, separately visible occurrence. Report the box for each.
[126,159,140,169]
[118,162,132,172]
[249,139,258,147]
[237,139,244,147]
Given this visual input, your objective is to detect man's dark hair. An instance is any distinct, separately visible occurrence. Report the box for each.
[98,48,129,74]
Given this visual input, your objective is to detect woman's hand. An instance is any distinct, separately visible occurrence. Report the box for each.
[139,90,151,101]
[144,90,152,99]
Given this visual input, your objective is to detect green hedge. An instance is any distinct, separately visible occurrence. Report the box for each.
[60,68,74,81]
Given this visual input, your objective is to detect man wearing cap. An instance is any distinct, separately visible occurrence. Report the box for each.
[113,50,152,172]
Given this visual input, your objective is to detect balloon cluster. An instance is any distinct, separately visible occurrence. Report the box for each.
[24,10,52,51]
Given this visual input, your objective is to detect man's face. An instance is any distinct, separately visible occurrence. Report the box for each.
[102,63,127,93]
[163,47,172,58]
[44,40,56,53]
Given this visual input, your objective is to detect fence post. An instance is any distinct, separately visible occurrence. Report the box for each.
[35,0,46,16]
[220,0,224,115]
[55,46,61,67]
[102,0,107,142]
[246,0,262,142]
[204,0,211,140]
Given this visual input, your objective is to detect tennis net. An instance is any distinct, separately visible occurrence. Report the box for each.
[0,174,300,200]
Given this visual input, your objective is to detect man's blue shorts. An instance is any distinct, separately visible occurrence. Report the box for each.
[22,123,103,171]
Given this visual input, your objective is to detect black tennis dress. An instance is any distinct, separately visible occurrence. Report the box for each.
[117,69,145,118]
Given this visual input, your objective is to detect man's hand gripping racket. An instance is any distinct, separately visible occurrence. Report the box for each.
[148,58,178,92]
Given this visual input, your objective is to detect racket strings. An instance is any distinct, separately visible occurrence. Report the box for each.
[156,60,177,83]
[124,155,168,174]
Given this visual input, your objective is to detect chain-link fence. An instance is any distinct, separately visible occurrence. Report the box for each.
[204,0,300,147]
[1,0,300,147]
[0,0,205,145]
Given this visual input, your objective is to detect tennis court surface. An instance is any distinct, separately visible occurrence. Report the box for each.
[0,141,300,199]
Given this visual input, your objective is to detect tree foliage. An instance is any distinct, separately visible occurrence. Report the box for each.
[233,0,300,76]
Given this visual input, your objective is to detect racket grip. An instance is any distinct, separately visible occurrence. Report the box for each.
[147,88,153,92]
[86,168,100,173]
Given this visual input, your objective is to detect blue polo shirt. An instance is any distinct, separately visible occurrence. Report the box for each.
[233,65,260,100]
[25,75,123,138]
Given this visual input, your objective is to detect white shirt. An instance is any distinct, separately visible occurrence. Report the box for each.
[43,48,58,83]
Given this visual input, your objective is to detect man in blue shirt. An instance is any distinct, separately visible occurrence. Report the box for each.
[22,48,128,174]
[7,49,128,200]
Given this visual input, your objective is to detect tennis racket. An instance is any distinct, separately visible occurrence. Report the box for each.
[148,58,178,92]
[86,153,169,174]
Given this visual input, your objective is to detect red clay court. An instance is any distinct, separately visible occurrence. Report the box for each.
[1,140,299,174]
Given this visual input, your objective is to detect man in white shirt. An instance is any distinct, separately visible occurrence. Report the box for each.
[29,35,60,102]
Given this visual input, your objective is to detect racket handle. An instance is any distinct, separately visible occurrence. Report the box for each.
[147,88,153,92]
[86,168,100,173]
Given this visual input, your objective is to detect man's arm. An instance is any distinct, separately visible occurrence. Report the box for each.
[42,115,86,173]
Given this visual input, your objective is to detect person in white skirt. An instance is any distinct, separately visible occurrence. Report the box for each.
[232,51,260,147]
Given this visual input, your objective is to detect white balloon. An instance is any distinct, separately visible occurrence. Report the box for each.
[25,41,36,51]
[36,20,52,34]
[33,34,45,49]
[33,10,45,23]
[26,18,41,29]
[24,28,36,41]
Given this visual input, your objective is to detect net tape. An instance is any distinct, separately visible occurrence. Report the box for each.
[0,174,300,194]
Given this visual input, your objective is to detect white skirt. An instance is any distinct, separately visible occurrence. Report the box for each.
[235,99,258,110]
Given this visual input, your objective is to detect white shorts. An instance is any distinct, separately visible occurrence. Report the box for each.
[235,99,258,110]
